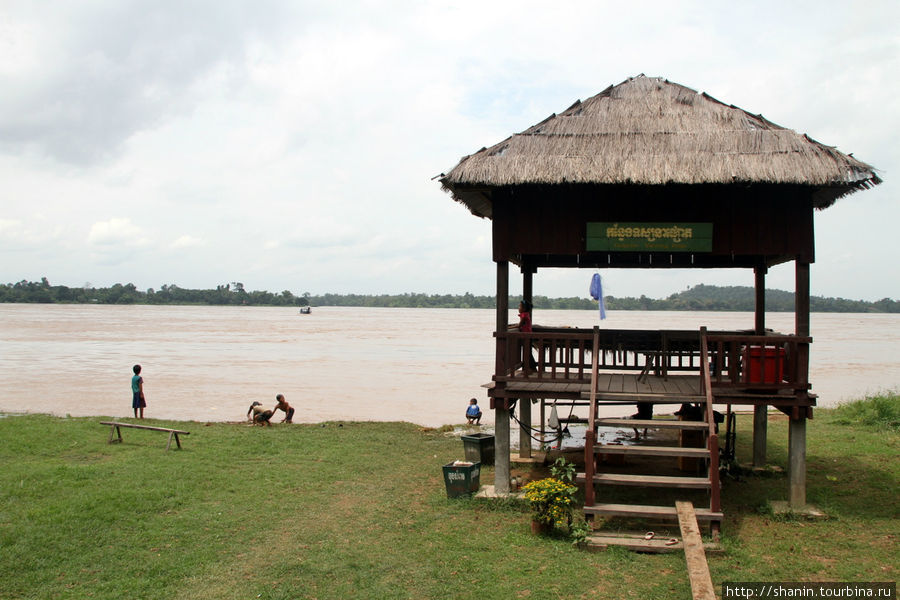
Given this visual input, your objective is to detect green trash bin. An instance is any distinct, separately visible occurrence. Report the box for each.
[442,461,481,498]
[461,432,494,466]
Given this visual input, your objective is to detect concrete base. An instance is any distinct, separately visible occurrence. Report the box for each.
[739,463,785,476]
[512,451,547,465]
[475,485,525,500]
[770,501,827,519]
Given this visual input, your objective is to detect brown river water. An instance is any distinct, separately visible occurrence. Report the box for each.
[0,304,897,427]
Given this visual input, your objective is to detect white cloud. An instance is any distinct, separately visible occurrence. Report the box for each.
[170,235,204,249]
[87,218,146,247]
[0,1,896,299]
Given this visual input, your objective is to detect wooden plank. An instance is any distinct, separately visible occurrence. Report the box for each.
[596,418,708,430]
[100,421,190,435]
[585,534,723,554]
[676,377,700,395]
[585,503,723,521]
[676,501,717,600]
[635,376,655,394]
[647,376,667,394]
[587,473,711,489]
[594,444,709,458]
[596,373,612,392]
[624,375,638,394]
[100,421,189,451]
[587,535,684,553]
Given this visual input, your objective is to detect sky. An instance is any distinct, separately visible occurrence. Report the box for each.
[1,1,898,301]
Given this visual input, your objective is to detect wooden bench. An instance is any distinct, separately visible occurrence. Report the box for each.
[100,421,190,451]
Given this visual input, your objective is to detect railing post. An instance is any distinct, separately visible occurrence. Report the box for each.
[583,327,601,507]
[494,261,511,494]
[699,327,721,514]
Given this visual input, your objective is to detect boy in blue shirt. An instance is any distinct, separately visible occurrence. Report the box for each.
[466,398,482,425]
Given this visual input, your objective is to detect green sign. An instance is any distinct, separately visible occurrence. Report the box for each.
[586,222,713,252]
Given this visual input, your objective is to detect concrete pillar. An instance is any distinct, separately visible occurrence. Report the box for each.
[753,405,768,467]
[495,403,511,494]
[788,416,807,508]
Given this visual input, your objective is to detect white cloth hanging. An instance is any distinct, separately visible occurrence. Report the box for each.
[548,405,560,429]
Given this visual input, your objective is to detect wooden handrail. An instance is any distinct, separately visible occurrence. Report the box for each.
[699,328,721,514]
[584,326,601,507]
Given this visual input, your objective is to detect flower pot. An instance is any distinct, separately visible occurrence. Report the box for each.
[530,519,550,535]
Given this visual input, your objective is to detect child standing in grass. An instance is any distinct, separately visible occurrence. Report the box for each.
[131,364,146,419]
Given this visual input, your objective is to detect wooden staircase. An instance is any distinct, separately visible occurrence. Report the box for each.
[580,328,723,550]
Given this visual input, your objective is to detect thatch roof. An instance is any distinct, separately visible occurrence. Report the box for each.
[441,75,881,218]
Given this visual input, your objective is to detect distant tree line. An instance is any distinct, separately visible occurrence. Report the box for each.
[1,279,898,313]
[0,279,303,307]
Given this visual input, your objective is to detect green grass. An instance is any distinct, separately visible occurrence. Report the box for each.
[826,390,899,432]
[0,398,897,599]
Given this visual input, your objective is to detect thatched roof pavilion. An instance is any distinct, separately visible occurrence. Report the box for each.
[443,75,879,217]
[439,75,880,522]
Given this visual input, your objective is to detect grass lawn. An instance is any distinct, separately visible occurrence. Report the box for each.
[0,394,897,599]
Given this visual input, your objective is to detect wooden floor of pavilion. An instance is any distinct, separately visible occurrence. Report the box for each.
[490,371,813,409]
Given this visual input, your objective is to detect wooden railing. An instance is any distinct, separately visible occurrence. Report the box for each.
[584,327,601,507]
[705,333,812,391]
[494,329,595,381]
[494,328,710,382]
[493,327,811,392]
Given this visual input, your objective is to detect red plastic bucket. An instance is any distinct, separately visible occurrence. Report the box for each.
[745,346,785,383]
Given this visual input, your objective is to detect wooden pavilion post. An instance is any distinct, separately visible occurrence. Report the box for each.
[790,261,811,508]
[753,265,768,468]
[519,267,534,459]
[494,260,511,494]
[754,266,767,334]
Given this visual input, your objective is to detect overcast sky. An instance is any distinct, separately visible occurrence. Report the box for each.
[1,1,897,301]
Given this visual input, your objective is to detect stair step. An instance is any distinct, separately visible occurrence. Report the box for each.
[577,473,712,489]
[592,392,707,403]
[585,534,723,554]
[596,418,709,430]
[584,503,723,521]
[595,444,710,458]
